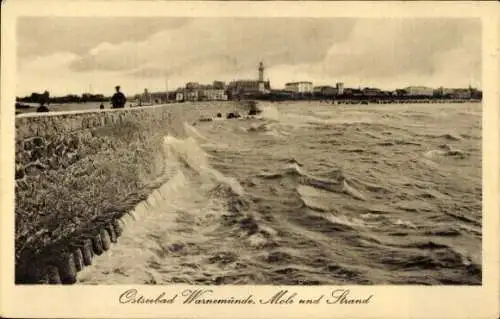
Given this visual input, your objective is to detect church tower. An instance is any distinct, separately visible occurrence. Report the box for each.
[258,62,264,82]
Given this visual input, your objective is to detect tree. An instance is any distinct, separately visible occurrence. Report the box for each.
[40,91,50,106]
[30,92,41,104]
[81,93,90,103]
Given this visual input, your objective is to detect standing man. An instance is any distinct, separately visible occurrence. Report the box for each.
[111,85,126,108]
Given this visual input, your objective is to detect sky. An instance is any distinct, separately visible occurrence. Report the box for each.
[16,17,481,96]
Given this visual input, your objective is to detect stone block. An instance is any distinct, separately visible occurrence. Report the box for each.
[100,228,111,251]
[73,248,84,271]
[80,239,93,266]
[106,223,117,243]
[46,265,61,284]
[91,233,104,255]
[113,218,123,236]
[58,252,77,284]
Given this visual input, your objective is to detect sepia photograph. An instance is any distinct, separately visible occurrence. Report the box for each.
[1,1,499,318]
[14,15,483,286]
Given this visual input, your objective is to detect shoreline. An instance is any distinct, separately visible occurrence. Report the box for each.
[255,98,482,104]
[15,100,241,116]
[14,101,248,284]
[14,100,480,284]
[15,98,482,115]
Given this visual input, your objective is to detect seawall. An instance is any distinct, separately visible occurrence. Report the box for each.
[14,101,245,284]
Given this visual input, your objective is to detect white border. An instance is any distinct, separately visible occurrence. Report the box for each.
[1,2,499,318]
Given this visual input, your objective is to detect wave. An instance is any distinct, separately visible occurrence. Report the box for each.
[163,128,244,196]
[184,122,210,142]
[258,104,372,128]
[379,239,480,274]
[165,125,280,247]
[420,133,463,141]
[258,163,369,207]
[78,121,257,284]
[424,144,468,159]
[77,102,481,285]
[246,122,291,138]
[258,104,282,122]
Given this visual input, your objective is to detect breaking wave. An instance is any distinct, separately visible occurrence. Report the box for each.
[78,101,482,285]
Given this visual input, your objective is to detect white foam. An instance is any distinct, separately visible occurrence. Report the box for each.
[259,104,373,127]
[184,122,209,141]
[163,130,244,196]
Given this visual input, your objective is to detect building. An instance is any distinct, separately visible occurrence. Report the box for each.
[226,61,271,99]
[453,89,471,99]
[362,87,382,97]
[213,81,226,90]
[199,88,228,101]
[336,82,344,95]
[176,83,228,102]
[184,89,199,101]
[258,62,264,82]
[342,88,363,97]
[284,81,313,94]
[404,86,434,97]
[394,89,407,97]
[186,82,201,90]
[226,80,271,98]
[175,90,185,102]
[150,92,170,103]
[313,86,338,97]
[435,87,473,99]
[443,88,471,99]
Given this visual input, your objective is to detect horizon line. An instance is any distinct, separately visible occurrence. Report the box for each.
[16,82,482,97]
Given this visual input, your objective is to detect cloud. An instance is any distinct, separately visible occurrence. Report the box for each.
[17,17,188,58]
[18,51,80,95]
[17,51,135,96]
[17,17,481,95]
[266,18,481,89]
[19,51,79,73]
[67,18,355,74]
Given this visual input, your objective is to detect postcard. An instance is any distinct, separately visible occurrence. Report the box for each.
[1,1,499,318]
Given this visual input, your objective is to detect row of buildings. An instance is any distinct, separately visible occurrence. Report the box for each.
[285,82,479,99]
[173,62,271,102]
[135,61,481,103]
[135,62,270,103]
[175,82,228,102]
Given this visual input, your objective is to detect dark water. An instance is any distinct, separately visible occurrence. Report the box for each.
[15,102,106,114]
[78,101,482,285]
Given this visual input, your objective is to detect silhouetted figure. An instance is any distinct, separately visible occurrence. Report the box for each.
[111,85,126,109]
[99,103,105,109]
[216,113,222,118]
[36,105,49,113]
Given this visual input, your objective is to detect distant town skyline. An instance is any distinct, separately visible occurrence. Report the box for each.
[17,17,481,96]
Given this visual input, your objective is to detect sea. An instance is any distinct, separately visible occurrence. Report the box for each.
[76,101,482,285]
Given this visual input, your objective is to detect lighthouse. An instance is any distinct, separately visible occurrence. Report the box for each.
[258,62,264,82]
[226,60,270,98]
